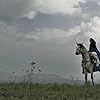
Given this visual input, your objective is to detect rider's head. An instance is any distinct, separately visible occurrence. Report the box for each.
[90,38,96,44]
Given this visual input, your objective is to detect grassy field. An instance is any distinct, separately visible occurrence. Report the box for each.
[0,83,100,100]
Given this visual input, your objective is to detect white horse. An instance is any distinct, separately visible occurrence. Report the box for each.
[75,43,99,85]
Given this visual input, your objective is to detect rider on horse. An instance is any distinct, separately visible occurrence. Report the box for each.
[82,38,100,74]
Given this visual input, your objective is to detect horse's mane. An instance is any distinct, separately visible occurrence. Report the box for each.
[77,43,88,53]
[77,43,85,48]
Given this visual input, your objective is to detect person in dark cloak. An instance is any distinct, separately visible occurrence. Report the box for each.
[89,38,100,60]
[89,38,100,71]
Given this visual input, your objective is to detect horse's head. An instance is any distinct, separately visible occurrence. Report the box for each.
[75,43,84,55]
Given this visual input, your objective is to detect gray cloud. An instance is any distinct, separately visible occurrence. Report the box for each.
[17,14,81,33]
[0,0,34,21]
[32,0,85,15]
[16,26,80,45]
[0,0,86,22]
[80,0,100,21]
[0,0,99,23]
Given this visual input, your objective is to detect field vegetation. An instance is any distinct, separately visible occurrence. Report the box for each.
[0,82,100,100]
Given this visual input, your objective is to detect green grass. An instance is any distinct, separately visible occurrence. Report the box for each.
[0,83,100,100]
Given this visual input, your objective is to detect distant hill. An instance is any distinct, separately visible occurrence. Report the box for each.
[0,72,84,85]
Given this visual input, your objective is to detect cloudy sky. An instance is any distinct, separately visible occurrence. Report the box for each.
[1,0,100,81]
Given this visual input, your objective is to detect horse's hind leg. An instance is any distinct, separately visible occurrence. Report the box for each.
[91,73,94,85]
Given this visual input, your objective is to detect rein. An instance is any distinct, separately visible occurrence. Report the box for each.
[82,51,89,55]
[82,60,90,62]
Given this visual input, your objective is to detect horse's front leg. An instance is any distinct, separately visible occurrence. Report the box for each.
[85,73,88,84]
[90,66,95,85]
[91,73,94,85]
